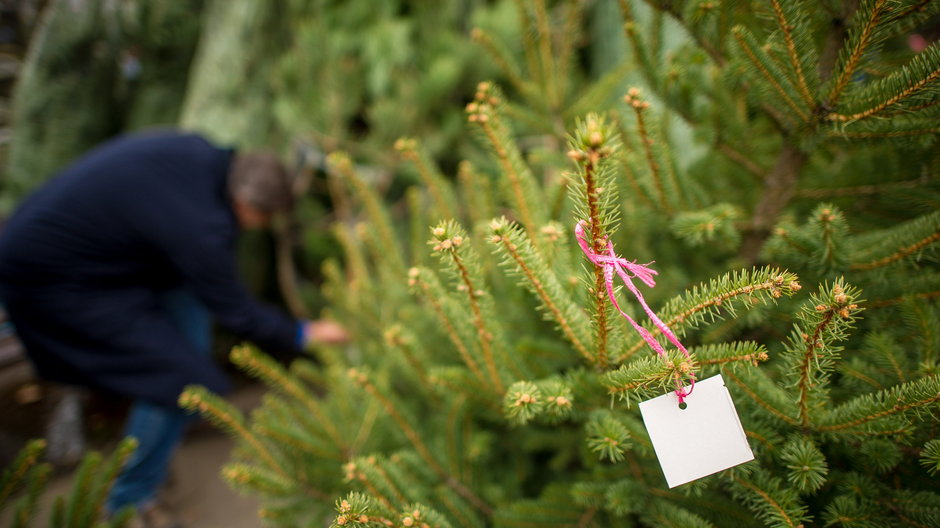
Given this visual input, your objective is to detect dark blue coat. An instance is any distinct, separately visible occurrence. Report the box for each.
[0,132,300,407]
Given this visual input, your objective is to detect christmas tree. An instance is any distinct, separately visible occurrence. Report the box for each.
[179,0,937,526]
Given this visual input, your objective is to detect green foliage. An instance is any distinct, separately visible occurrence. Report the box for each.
[2,0,205,211]
[921,439,940,476]
[779,437,827,494]
[183,1,940,526]
[0,437,137,527]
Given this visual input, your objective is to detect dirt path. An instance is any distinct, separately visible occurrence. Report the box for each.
[2,381,267,528]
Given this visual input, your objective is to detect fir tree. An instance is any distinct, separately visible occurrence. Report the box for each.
[2,0,206,211]
[177,1,939,526]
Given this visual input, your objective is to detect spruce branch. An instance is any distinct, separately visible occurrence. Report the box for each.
[348,369,493,517]
[469,28,529,98]
[514,0,543,104]
[343,460,398,513]
[827,0,890,105]
[431,221,505,393]
[395,138,459,223]
[850,226,940,271]
[332,224,372,297]
[566,59,634,121]
[223,462,309,498]
[671,203,743,248]
[828,45,940,122]
[63,450,102,525]
[489,217,592,363]
[408,267,487,386]
[230,345,346,450]
[399,502,456,528]
[641,501,717,528]
[585,410,631,463]
[83,437,137,526]
[731,26,810,123]
[604,349,696,405]
[466,82,547,239]
[0,439,44,510]
[779,437,828,495]
[180,386,289,479]
[725,369,800,426]
[716,142,768,179]
[692,341,769,369]
[797,174,932,198]
[456,161,495,229]
[730,470,809,528]
[327,152,406,278]
[407,187,432,268]
[384,325,432,391]
[532,0,559,109]
[330,492,396,528]
[824,122,940,139]
[817,374,940,433]
[787,280,862,427]
[623,88,669,211]
[769,0,816,107]
[556,1,582,99]
[921,439,940,476]
[7,463,49,528]
[616,268,801,363]
[567,113,623,368]
[619,1,661,92]
[428,367,502,414]
[359,457,411,510]
[503,381,544,426]
[253,419,341,462]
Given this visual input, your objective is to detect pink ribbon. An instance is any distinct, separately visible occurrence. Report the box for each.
[575,220,695,403]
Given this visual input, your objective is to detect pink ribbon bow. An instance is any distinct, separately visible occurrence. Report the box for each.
[575,220,695,403]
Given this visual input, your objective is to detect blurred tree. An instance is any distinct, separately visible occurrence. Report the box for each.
[184,1,940,526]
[1,0,205,213]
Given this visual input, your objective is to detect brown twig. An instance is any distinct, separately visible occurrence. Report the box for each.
[413,277,486,385]
[732,476,798,528]
[725,370,799,426]
[850,229,940,270]
[732,28,809,122]
[770,0,815,106]
[827,0,888,104]
[798,310,836,427]
[740,144,808,264]
[818,393,940,432]
[497,237,591,362]
[829,66,940,122]
[450,252,504,393]
[583,152,611,369]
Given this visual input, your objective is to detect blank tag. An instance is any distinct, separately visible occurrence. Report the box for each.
[638,374,753,488]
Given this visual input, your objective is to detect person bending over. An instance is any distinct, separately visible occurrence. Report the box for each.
[0,131,346,526]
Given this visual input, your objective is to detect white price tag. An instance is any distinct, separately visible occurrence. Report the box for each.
[638,374,754,488]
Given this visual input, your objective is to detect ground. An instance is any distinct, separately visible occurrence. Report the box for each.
[1,371,267,528]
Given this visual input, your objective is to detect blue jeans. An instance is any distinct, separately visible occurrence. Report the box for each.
[107,289,211,513]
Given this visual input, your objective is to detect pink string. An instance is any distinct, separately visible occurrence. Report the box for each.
[575,220,695,403]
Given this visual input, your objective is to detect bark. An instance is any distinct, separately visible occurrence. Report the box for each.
[739,143,808,263]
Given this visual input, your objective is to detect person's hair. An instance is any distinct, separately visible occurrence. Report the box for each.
[228,151,293,213]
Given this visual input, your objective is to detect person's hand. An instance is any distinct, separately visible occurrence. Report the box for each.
[303,319,350,346]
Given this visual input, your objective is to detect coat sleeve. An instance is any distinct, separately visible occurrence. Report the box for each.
[164,224,301,354]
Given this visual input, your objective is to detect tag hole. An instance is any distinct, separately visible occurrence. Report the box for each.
[678,402,688,410]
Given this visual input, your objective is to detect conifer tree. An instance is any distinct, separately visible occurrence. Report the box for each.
[179,1,940,527]
[2,0,205,210]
